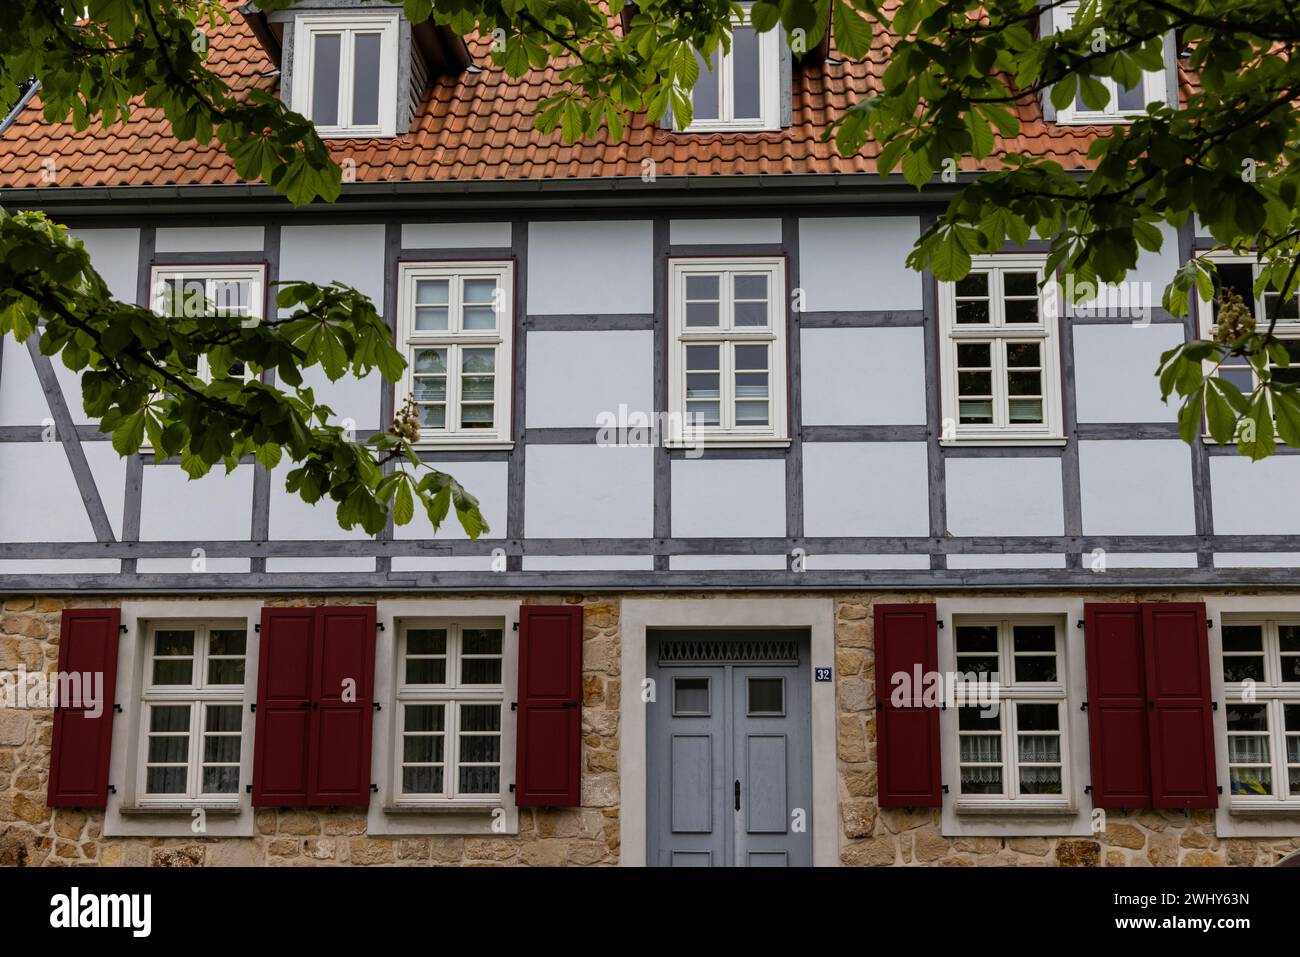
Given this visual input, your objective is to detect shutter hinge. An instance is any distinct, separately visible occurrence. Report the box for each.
[370,784,378,793]
[1212,701,1218,711]
[254,623,261,633]
[119,624,127,634]
[941,785,949,794]
[1076,620,1085,629]
[107,784,116,795]
[250,703,256,712]
[246,785,253,794]
[113,703,122,714]
[1085,785,1093,794]
[510,702,518,711]
[373,702,381,711]
[376,621,385,631]
[512,621,520,631]
[1080,701,1088,712]
[1207,619,1213,628]
[509,783,516,793]
[936,620,944,629]
[1217,786,1223,794]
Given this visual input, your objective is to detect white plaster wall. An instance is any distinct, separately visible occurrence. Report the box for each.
[1214,553,1300,568]
[0,443,96,542]
[670,458,785,538]
[945,458,1064,536]
[279,224,386,430]
[524,445,654,538]
[527,221,653,315]
[798,217,923,313]
[82,443,128,541]
[802,442,929,536]
[1078,440,1195,535]
[1103,552,1200,568]
[1072,324,1183,423]
[668,555,786,570]
[947,554,1067,569]
[800,328,927,425]
[1211,456,1300,534]
[402,222,512,248]
[154,226,264,252]
[0,336,50,425]
[522,555,655,571]
[70,227,139,301]
[804,554,932,570]
[139,464,254,548]
[525,331,653,429]
[1068,223,1181,318]
[268,461,368,541]
[392,460,508,540]
[669,219,782,245]
[0,559,121,574]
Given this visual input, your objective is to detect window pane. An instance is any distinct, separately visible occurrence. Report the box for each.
[732,25,761,119]
[146,767,187,794]
[1230,767,1272,796]
[960,766,1002,794]
[1228,735,1270,764]
[311,33,342,127]
[747,677,784,715]
[1221,624,1262,652]
[405,703,445,733]
[1223,654,1266,683]
[1017,703,1059,732]
[734,274,768,300]
[956,273,989,297]
[1019,766,1062,795]
[147,734,189,764]
[1115,76,1145,111]
[1227,704,1268,732]
[692,47,720,121]
[351,32,382,127]
[1012,625,1054,653]
[209,629,246,657]
[958,706,999,731]
[462,278,499,330]
[150,704,190,733]
[1006,342,1041,367]
[1279,625,1300,653]
[955,624,997,653]
[735,344,767,370]
[956,299,990,324]
[1013,652,1056,683]
[414,278,450,330]
[403,767,444,793]
[459,766,500,794]
[406,658,446,684]
[202,768,240,794]
[460,703,501,733]
[403,735,444,764]
[685,344,721,426]
[155,629,195,656]
[462,658,503,685]
[1003,272,1039,298]
[1007,371,1042,396]
[673,677,710,715]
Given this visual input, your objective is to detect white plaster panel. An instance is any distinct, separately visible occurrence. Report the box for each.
[279,224,386,429]
[668,555,786,570]
[154,226,264,252]
[670,458,785,538]
[947,553,1067,569]
[1072,324,1184,423]
[81,442,128,540]
[527,221,653,315]
[136,557,251,574]
[51,360,93,425]
[268,462,368,541]
[525,331,653,428]
[669,219,782,245]
[402,222,512,248]
[392,556,499,572]
[1214,553,1300,568]
[0,335,50,425]
[1068,224,1181,319]
[0,443,96,542]
[802,442,929,537]
[70,228,140,301]
[1211,457,1300,535]
[525,445,654,538]
[800,328,926,425]
[392,460,507,540]
[1102,552,1199,569]
[804,554,932,570]
[140,464,254,541]
[1078,440,1196,535]
[0,559,121,574]
[798,217,923,312]
[265,557,375,572]
[945,458,1064,536]
[522,555,655,571]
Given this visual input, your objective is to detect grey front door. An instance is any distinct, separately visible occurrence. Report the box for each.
[647,631,812,867]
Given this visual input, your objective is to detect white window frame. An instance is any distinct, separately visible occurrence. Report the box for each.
[667,256,789,447]
[949,616,1073,811]
[394,261,514,448]
[683,6,781,133]
[1218,616,1300,809]
[1195,250,1300,442]
[392,618,508,808]
[936,598,1091,838]
[135,620,249,809]
[149,264,265,382]
[938,254,1064,445]
[104,601,262,839]
[371,600,520,837]
[1051,2,1172,125]
[291,13,399,138]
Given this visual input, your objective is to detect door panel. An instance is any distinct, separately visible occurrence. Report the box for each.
[649,666,726,866]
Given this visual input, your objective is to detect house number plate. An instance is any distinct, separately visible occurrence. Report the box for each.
[815,667,833,682]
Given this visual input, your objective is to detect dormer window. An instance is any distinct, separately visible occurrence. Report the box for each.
[686,8,781,132]
[291,13,398,137]
[1048,2,1172,125]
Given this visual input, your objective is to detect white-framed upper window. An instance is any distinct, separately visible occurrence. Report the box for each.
[292,13,399,137]
[952,617,1071,808]
[1220,618,1300,805]
[1051,2,1171,125]
[394,619,508,806]
[137,620,248,807]
[938,255,1063,444]
[685,7,781,132]
[395,261,514,446]
[149,264,265,381]
[667,257,788,445]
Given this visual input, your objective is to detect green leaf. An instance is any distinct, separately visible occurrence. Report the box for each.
[832,1,873,60]
[393,477,414,526]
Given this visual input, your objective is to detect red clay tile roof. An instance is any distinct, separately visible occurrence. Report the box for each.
[0,10,1191,190]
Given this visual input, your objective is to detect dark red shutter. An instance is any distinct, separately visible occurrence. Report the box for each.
[308,606,376,806]
[515,605,582,806]
[1084,604,1152,807]
[47,609,121,808]
[873,604,942,807]
[252,608,316,806]
[1142,602,1218,809]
